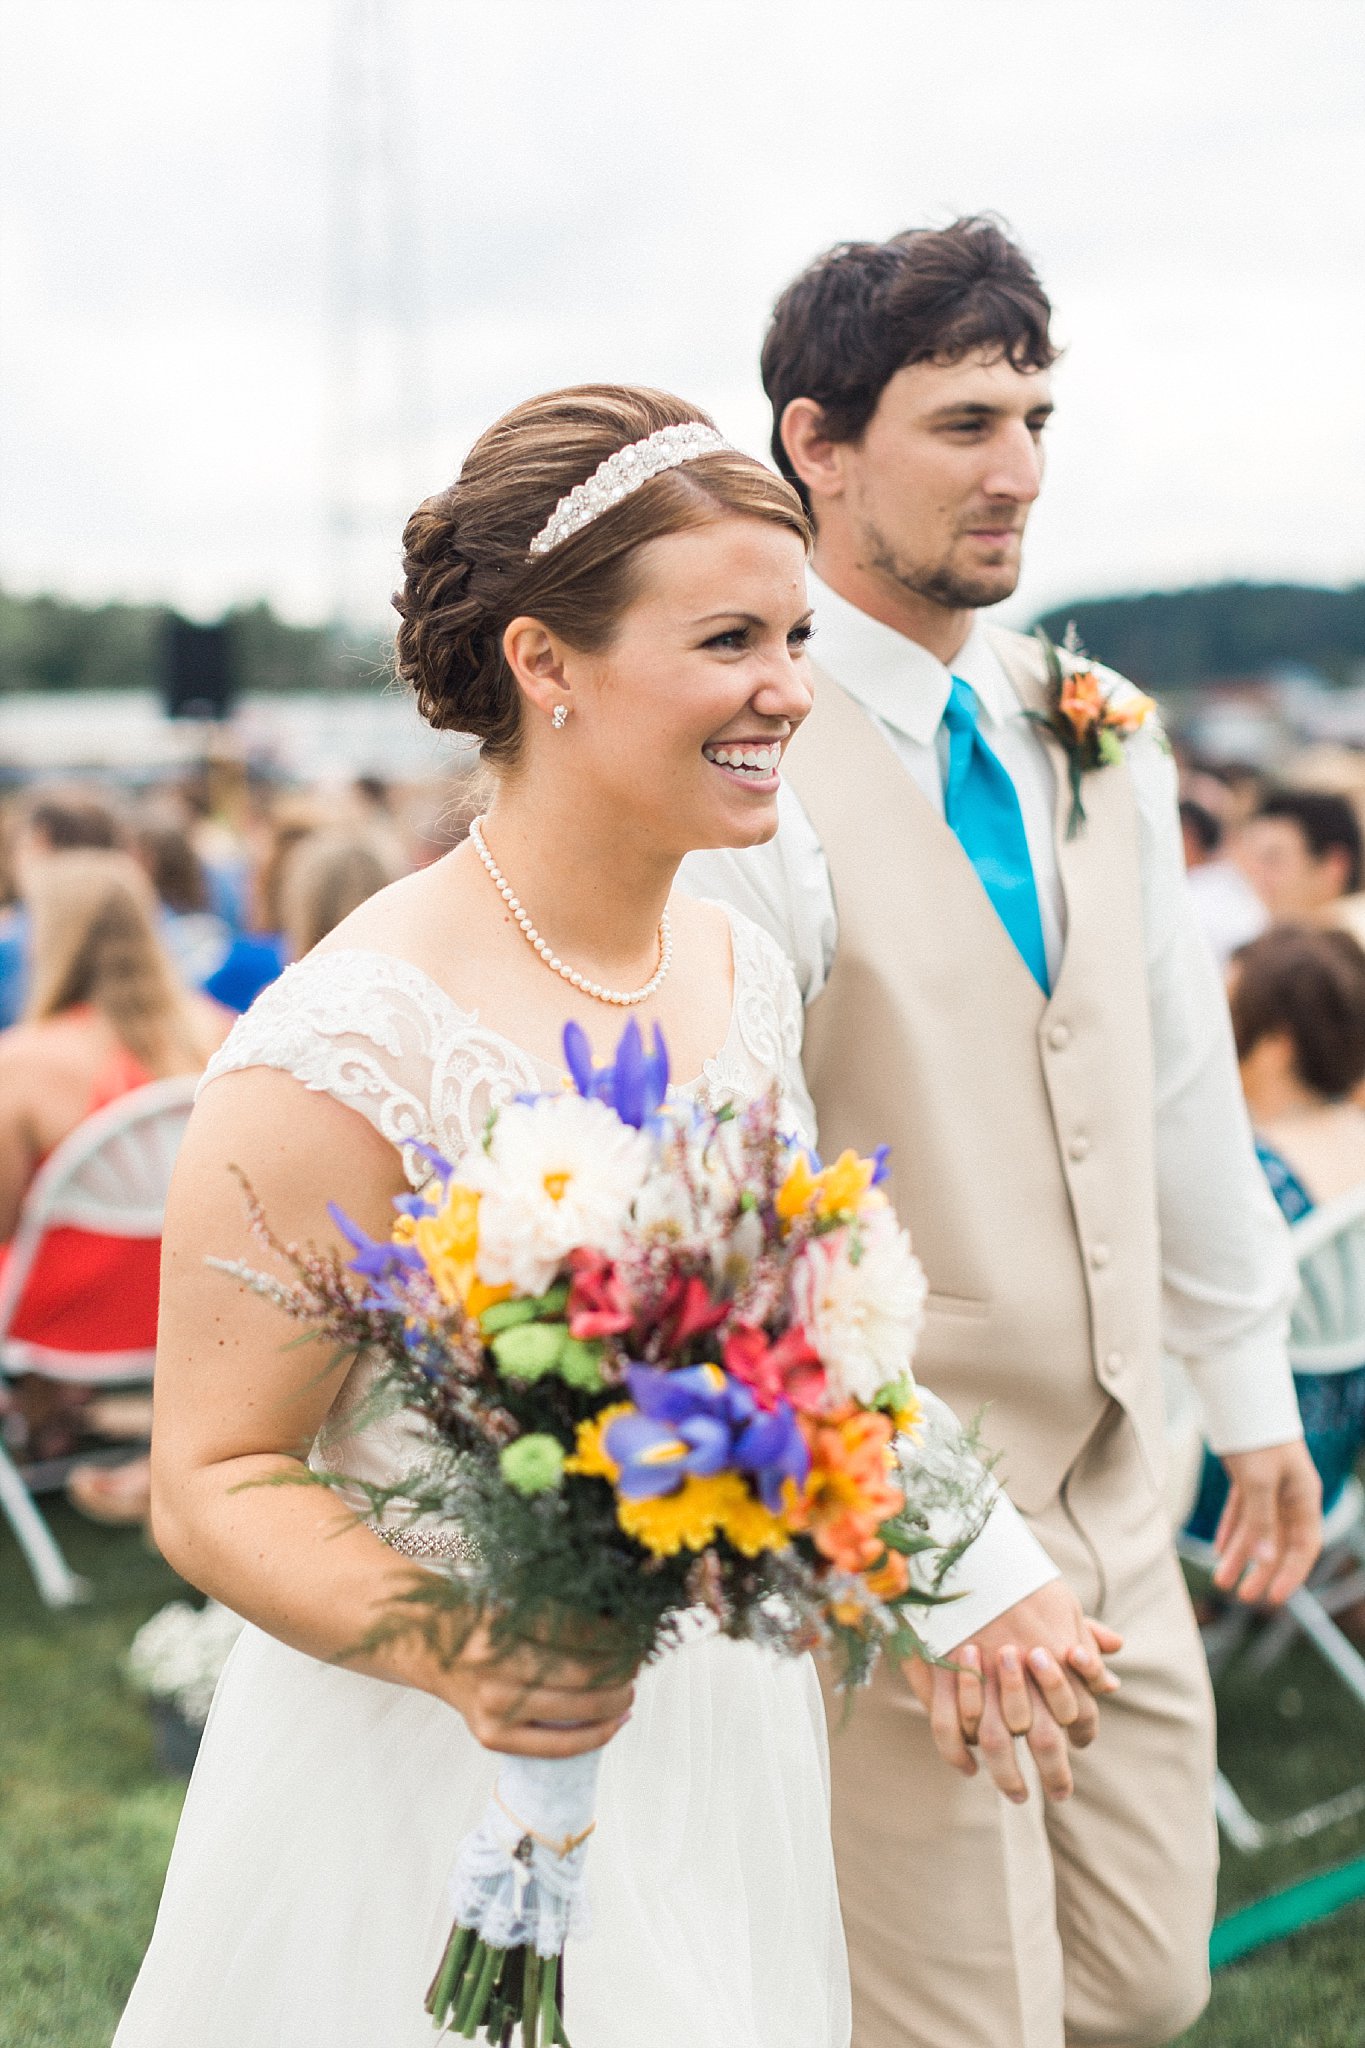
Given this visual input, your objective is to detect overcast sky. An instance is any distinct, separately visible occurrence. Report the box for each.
[1,0,1363,631]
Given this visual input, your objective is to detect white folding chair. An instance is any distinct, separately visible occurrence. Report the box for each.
[1179,1182,1365,1849]
[0,1076,197,1608]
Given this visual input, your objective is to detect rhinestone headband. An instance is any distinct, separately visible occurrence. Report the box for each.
[528,422,730,557]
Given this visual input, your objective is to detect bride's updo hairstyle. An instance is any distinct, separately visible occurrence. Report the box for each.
[393,385,809,767]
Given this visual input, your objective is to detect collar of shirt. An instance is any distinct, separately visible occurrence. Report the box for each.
[806,569,1022,744]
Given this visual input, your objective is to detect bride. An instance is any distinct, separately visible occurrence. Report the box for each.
[115,386,1068,2047]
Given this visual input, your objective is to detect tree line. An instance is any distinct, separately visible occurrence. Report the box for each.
[0,590,384,697]
[1033,582,1365,691]
[2,580,1363,697]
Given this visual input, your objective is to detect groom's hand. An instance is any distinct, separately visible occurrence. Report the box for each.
[904,1580,1122,1803]
[1213,1440,1322,1605]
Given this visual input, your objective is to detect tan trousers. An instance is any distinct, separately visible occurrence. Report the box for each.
[826,1410,1218,2048]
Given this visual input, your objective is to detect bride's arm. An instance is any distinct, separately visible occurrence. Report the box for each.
[149,1066,635,1759]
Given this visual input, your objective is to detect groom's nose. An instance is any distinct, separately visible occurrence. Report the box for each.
[978,420,1045,505]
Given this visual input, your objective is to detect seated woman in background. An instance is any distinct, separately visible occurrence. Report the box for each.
[136,809,235,991]
[200,794,325,1012]
[0,851,231,1516]
[22,834,401,1524]
[277,826,405,962]
[1186,923,1365,1557]
[0,784,129,1029]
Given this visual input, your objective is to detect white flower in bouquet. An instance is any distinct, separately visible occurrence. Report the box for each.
[791,1208,928,1406]
[467,1092,654,1296]
[126,1599,245,1727]
[633,1115,766,1289]
[631,1165,699,1242]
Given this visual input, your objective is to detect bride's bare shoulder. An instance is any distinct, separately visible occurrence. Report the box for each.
[668,890,733,960]
[309,847,483,966]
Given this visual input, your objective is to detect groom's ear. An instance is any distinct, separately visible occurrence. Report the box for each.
[779,398,847,508]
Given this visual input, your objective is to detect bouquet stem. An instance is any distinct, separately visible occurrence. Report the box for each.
[430,1750,597,2041]
[426,1931,569,2044]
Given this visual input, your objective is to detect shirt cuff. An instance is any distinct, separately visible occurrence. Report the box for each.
[1186,1339,1305,1455]
[911,1493,1060,1658]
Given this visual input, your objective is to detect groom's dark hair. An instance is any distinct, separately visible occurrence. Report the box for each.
[762,216,1058,506]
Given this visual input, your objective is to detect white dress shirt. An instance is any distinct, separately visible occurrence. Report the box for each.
[683,571,1303,1470]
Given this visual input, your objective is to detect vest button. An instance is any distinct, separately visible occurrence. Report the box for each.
[1089,1243,1111,1270]
[1068,1134,1090,1162]
[1106,1351,1124,1375]
[1047,1022,1071,1051]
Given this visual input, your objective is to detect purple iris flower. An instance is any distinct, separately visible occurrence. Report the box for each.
[733,1406,810,1512]
[563,1018,670,1130]
[328,1203,424,1312]
[604,1361,809,1511]
[626,1362,755,1429]
[406,1141,455,1189]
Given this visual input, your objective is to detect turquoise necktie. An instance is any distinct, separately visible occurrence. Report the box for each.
[941,675,1050,993]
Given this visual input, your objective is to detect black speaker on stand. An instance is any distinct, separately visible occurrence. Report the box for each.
[162,615,236,721]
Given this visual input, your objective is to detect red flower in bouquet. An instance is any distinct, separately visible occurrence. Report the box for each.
[654,1270,729,1352]
[565,1248,636,1339]
[723,1322,827,1414]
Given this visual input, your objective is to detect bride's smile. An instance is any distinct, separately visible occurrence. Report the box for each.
[507,513,814,863]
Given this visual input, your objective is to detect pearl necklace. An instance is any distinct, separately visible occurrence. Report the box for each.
[469,816,673,1008]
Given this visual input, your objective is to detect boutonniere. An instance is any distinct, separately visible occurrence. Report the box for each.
[1025,625,1160,838]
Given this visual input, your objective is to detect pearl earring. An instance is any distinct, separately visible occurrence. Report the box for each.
[552,704,569,730]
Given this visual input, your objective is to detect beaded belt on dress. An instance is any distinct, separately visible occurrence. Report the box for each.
[369,1519,477,1566]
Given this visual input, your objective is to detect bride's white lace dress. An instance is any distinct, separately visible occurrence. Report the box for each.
[113,906,851,2048]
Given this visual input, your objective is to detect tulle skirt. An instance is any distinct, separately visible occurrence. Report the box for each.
[113,1622,850,2047]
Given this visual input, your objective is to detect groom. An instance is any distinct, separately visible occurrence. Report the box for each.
[684,218,1322,2047]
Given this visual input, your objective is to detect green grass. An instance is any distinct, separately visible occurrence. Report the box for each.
[1176,1626,1365,2046]
[2,1507,1364,2045]
[0,1503,187,2048]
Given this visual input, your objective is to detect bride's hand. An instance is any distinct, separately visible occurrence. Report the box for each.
[438,1619,638,1759]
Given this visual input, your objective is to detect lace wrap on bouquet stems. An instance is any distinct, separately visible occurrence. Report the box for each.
[443,1751,601,1957]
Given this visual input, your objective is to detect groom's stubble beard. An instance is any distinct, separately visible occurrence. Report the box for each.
[863,515,1025,615]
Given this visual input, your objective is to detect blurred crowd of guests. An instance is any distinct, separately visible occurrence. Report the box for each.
[0,762,473,1523]
[1177,748,1365,1629]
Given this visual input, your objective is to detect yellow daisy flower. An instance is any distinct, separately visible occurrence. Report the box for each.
[616,1474,730,1557]
[564,1404,633,1482]
[618,1472,791,1559]
[714,1482,791,1558]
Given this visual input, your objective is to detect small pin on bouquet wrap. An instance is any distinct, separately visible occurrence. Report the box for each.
[220,1020,998,2047]
[1027,625,1159,837]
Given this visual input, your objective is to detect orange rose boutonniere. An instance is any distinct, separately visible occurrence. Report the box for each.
[1027,626,1160,838]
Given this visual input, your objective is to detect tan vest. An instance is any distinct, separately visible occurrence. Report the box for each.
[785,631,1163,1512]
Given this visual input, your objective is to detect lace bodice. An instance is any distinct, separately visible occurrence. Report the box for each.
[201,904,812,1173]
[199,903,814,1503]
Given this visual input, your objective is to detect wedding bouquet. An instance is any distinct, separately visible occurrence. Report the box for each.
[223,1019,994,2046]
